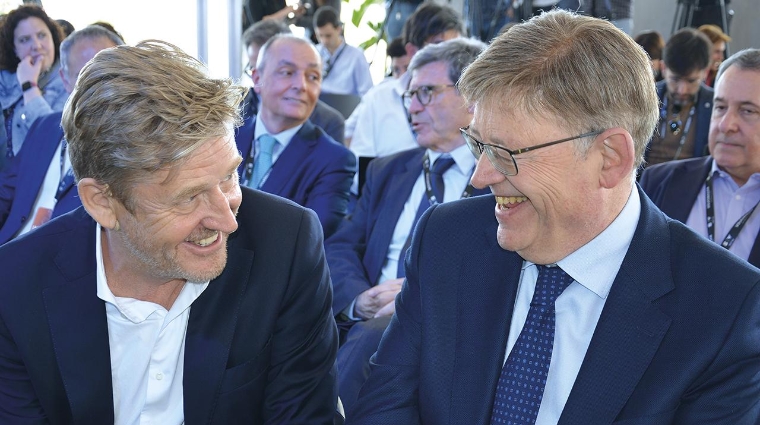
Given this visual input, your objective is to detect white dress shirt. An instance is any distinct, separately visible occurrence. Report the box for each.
[17,138,70,237]
[96,224,209,425]
[250,114,302,187]
[506,186,641,424]
[685,159,760,262]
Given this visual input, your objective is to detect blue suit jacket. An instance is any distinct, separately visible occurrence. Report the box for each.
[639,155,760,268]
[0,188,339,424]
[348,189,760,424]
[0,112,79,245]
[645,80,714,162]
[236,117,356,238]
[325,147,489,314]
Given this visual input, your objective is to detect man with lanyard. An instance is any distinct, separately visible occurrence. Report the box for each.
[325,38,489,416]
[313,5,373,97]
[0,25,123,245]
[644,28,714,169]
[641,48,760,268]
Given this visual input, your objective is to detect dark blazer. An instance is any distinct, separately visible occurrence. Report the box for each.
[348,189,760,424]
[235,116,356,238]
[325,147,489,314]
[0,188,339,424]
[242,90,346,145]
[0,112,79,245]
[646,80,714,162]
[639,155,760,267]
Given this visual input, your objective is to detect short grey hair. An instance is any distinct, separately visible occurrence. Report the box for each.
[716,48,760,82]
[408,37,487,86]
[59,25,125,75]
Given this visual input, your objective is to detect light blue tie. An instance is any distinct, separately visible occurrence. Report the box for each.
[490,265,573,424]
[250,134,277,189]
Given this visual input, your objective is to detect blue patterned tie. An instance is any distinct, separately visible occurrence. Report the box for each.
[397,156,456,278]
[250,134,277,189]
[490,265,574,424]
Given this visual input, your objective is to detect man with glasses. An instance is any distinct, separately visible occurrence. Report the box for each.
[326,37,488,417]
[349,10,760,425]
[645,27,714,167]
[346,2,463,196]
[641,49,760,269]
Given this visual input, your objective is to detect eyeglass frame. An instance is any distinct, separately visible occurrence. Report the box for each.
[459,125,604,176]
[402,84,456,110]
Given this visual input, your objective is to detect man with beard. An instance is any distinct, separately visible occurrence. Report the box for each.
[0,41,338,424]
[645,27,714,167]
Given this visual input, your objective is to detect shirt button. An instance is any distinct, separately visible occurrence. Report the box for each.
[736,195,742,200]
[156,372,163,380]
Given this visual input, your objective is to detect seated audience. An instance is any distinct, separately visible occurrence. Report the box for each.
[645,27,713,167]
[641,48,760,268]
[241,19,345,144]
[0,25,124,245]
[314,6,373,96]
[347,2,463,189]
[698,24,731,88]
[326,37,489,416]
[0,5,68,171]
[348,10,760,424]
[0,40,338,424]
[236,34,355,238]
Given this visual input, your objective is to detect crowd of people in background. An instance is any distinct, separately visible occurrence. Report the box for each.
[0,0,758,424]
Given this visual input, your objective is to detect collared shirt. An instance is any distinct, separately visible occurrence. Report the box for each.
[16,137,71,237]
[95,224,209,425]
[251,114,302,186]
[685,159,760,261]
[379,144,476,284]
[506,186,641,424]
[316,41,374,97]
[348,72,417,194]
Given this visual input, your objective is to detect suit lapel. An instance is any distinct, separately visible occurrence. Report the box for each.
[261,121,319,196]
[365,150,426,282]
[43,216,114,423]
[449,220,524,425]
[183,234,252,422]
[656,157,712,221]
[559,190,673,424]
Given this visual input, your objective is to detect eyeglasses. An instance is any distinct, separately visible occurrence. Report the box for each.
[244,62,254,76]
[459,126,604,176]
[402,84,456,109]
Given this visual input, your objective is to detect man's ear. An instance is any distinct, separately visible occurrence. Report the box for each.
[597,128,635,189]
[252,68,262,95]
[78,178,120,230]
[405,43,418,58]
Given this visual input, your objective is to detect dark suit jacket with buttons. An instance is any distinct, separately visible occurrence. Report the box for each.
[645,80,714,163]
[639,155,760,268]
[348,187,760,425]
[0,188,339,424]
[0,112,79,245]
[325,147,489,315]
[236,116,356,238]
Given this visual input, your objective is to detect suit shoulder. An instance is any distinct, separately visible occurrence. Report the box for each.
[427,194,496,233]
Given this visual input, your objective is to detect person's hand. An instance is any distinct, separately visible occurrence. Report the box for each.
[354,278,403,320]
[373,298,396,318]
[16,55,42,87]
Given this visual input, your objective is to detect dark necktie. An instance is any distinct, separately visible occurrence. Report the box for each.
[397,156,456,278]
[250,134,277,189]
[490,265,574,425]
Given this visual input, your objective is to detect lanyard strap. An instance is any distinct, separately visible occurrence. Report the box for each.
[324,43,346,78]
[421,153,474,206]
[705,172,760,249]
[659,96,696,161]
